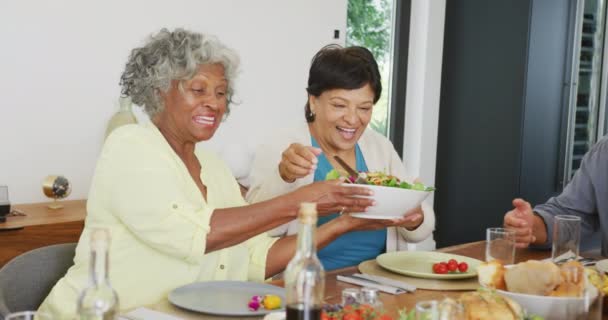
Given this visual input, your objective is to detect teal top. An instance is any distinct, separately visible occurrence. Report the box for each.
[312,137,387,271]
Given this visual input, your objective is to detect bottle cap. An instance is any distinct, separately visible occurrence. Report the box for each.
[298,202,317,224]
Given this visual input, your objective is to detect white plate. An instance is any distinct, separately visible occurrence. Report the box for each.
[343,184,431,219]
[350,213,405,219]
[263,311,286,320]
[376,251,482,279]
[168,281,285,316]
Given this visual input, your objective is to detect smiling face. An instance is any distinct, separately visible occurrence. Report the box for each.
[308,83,374,154]
[159,63,228,143]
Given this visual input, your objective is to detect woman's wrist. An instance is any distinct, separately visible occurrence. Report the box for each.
[275,192,302,219]
[318,215,352,242]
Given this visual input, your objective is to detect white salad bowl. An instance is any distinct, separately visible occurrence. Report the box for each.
[496,285,598,320]
[341,184,431,219]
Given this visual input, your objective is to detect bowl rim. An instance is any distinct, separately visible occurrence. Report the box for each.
[496,289,588,301]
[340,183,432,193]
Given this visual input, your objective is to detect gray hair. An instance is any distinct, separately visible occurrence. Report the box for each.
[120,28,240,117]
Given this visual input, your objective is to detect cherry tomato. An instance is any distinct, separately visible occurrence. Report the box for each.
[432,263,441,273]
[343,313,363,320]
[447,259,458,272]
[436,263,448,274]
[458,262,468,272]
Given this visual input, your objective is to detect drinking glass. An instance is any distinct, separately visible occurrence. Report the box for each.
[416,300,439,320]
[5,311,53,320]
[551,215,581,262]
[360,287,383,309]
[341,288,360,306]
[438,299,464,320]
[485,227,516,264]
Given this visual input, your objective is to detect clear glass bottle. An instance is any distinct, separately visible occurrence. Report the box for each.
[77,229,119,320]
[285,202,325,320]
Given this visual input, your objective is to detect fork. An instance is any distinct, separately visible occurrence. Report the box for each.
[333,156,367,184]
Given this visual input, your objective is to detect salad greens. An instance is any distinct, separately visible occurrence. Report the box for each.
[325,169,435,192]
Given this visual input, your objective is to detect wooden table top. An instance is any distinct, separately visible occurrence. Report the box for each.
[148,241,595,319]
[0,199,86,229]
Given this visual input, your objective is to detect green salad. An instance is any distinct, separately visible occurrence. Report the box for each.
[325,169,435,192]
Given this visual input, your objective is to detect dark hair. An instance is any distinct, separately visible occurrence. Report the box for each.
[304,44,382,122]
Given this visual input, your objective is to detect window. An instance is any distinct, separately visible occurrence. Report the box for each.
[346,0,395,137]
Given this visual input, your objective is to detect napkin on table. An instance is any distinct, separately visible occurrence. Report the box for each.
[119,307,184,320]
[336,275,407,295]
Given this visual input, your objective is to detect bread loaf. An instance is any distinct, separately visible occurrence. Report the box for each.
[459,291,523,320]
[477,260,506,290]
[549,260,585,297]
[504,260,562,295]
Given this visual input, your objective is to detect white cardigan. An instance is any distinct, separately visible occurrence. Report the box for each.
[246,122,435,252]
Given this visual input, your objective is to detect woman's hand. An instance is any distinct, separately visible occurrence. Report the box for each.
[334,206,424,232]
[291,180,375,216]
[335,213,407,232]
[394,206,424,230]
[278,143,322,182]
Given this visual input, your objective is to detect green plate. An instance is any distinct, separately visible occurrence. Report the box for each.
[376,251,483,280]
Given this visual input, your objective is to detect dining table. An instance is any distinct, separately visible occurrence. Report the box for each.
[143,240,605,319]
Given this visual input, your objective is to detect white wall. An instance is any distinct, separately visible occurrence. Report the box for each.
[403,0,445,204]
[0,0,346,203]
[403,0,446,251]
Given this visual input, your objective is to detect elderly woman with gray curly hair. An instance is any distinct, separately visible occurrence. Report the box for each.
[36,28,401,318]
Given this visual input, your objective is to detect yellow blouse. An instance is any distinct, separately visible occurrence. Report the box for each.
[38,122,277,319]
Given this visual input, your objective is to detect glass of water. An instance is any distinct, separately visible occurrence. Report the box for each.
[551,215,581,262]
[416,300,439,320]
[485,227,516,264]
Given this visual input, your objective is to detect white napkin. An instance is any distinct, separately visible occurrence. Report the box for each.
[544,250,580,263]
[336,275,407,295]
[352,273,417,292]
[119,307,184,320]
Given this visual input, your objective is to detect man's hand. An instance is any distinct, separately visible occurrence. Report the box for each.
[503,198,537,248]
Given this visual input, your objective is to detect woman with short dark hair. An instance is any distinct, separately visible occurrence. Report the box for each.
[247,45,435,271]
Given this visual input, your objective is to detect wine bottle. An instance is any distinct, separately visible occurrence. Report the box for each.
[285,202,325,320]
[77,229,119,320]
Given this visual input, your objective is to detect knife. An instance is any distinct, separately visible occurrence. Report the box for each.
[337,275,406,295]
[351,273,417,292]
[333,155,367,184]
